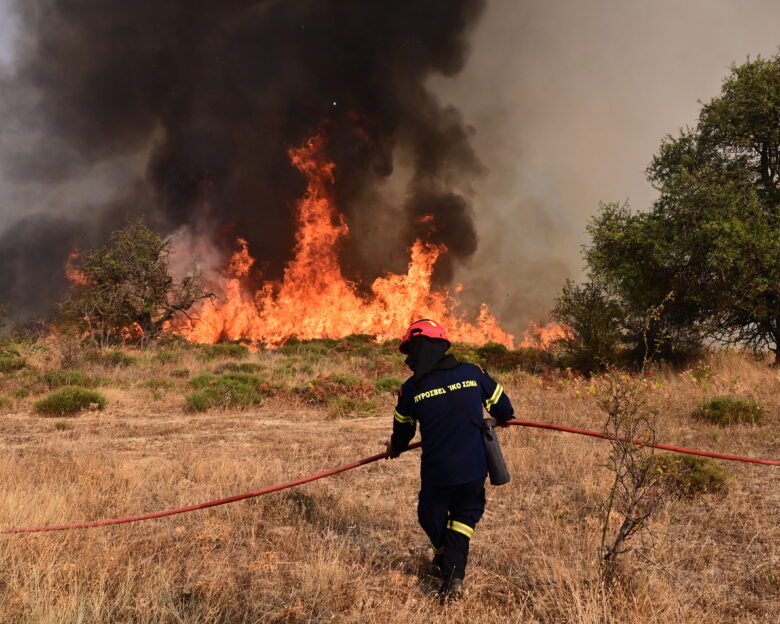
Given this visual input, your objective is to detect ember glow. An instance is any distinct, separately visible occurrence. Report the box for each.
[185,134,515,348]
[64,251,89,286]
[519,321,568,350]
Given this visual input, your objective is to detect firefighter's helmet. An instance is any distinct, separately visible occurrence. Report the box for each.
[399,319,450,354]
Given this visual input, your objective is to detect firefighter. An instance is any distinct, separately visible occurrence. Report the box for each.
[386,319,514,600]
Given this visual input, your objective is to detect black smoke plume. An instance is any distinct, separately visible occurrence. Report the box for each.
[0,0,486,321]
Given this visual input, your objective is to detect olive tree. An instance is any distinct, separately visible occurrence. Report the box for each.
[60,219,212,344]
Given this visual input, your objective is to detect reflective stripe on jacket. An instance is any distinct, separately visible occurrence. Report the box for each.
[391,362,514,486]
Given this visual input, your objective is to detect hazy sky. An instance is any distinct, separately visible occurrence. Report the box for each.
[0,1,778,332]
[436,0,780,327]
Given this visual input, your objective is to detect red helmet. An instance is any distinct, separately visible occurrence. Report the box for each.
[399,319,450,354]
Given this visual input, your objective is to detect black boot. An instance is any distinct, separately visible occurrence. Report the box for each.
[438,577,463,603]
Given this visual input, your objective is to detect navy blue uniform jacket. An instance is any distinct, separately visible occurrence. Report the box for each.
[391,363,514,486]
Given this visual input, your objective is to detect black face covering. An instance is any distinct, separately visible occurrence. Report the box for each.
[404,336,459,382]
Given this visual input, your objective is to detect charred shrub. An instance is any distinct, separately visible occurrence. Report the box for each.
[298,374,374,404]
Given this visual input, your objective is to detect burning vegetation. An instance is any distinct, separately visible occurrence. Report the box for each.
[185,133,514,347]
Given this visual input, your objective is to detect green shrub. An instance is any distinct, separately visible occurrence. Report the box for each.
[647,453,731,496]
[140,378,174,391]
[325,396,379,419]
[0,355,26,373]
[374,375,403,394]
[197,343,249,361]
[34,387,106,416]
[693,396,764,425]
[327,373,361,387]
[54,421,72,431]
[170,368,190,378]
[450,342,554,373]
[278,338,334,356]
[212,362,263,374]
[43,369,91,389]
[279,335,381,358]
[334,334,379,356]
[153,350,180,364]
[12,387,29,399]
[0,395,12,409]
[184,371,272,412]
[109,350,135,367]
[86,349,135,368]
[551,279,624,373]
[185,391,211,413]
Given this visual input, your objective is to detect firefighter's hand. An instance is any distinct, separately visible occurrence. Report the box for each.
[385,440,401,459]
[497,419,511,428]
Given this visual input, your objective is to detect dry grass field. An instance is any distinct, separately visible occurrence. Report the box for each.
[0,338,778,623]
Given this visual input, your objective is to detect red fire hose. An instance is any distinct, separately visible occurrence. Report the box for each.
[1,420,777,535]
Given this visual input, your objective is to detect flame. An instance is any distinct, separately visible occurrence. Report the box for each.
[186,133,514,348]
[519,321,568,350]
[64,251,89,286]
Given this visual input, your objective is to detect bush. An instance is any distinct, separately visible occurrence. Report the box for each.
[153,350,180,364]
[184,371,274,412]
[449,342,553,373]
[54,421,72,431]
[327,373,361,387]
[170,368,190,378]
[34,387,106,416]
[0,354,26,373]
[0,395,12,410]
[212,362,263,374]
[58,218,211,344]
[86,349,135,368]
[43,369,91,389]
[197,343,250,361]
[278,338,334,357]
[374,375,403,394]
[325,396,380,419]
[647,454,731,496]
[551,279,623,373]
[693,396,764,425]
[299,374,375,405]
[140,378,174,392]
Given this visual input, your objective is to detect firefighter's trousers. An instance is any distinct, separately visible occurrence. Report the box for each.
[417,477,486,582]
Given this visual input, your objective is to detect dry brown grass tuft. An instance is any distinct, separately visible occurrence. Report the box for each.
[0,344,777,622]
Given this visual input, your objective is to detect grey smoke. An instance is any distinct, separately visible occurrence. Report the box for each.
[0,0,486,320]
[1,0,779,337]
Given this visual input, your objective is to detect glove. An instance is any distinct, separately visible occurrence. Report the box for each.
[385,439,401,459]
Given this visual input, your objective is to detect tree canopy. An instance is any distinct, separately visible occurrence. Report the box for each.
[556,53,780,366]
[61,219,212,344]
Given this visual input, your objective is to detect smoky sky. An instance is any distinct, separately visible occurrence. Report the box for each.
[2,0,780,334]
[0,0,485,320]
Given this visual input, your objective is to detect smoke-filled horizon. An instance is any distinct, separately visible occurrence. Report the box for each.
[0,0,486,322]
[1,0,779,336]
